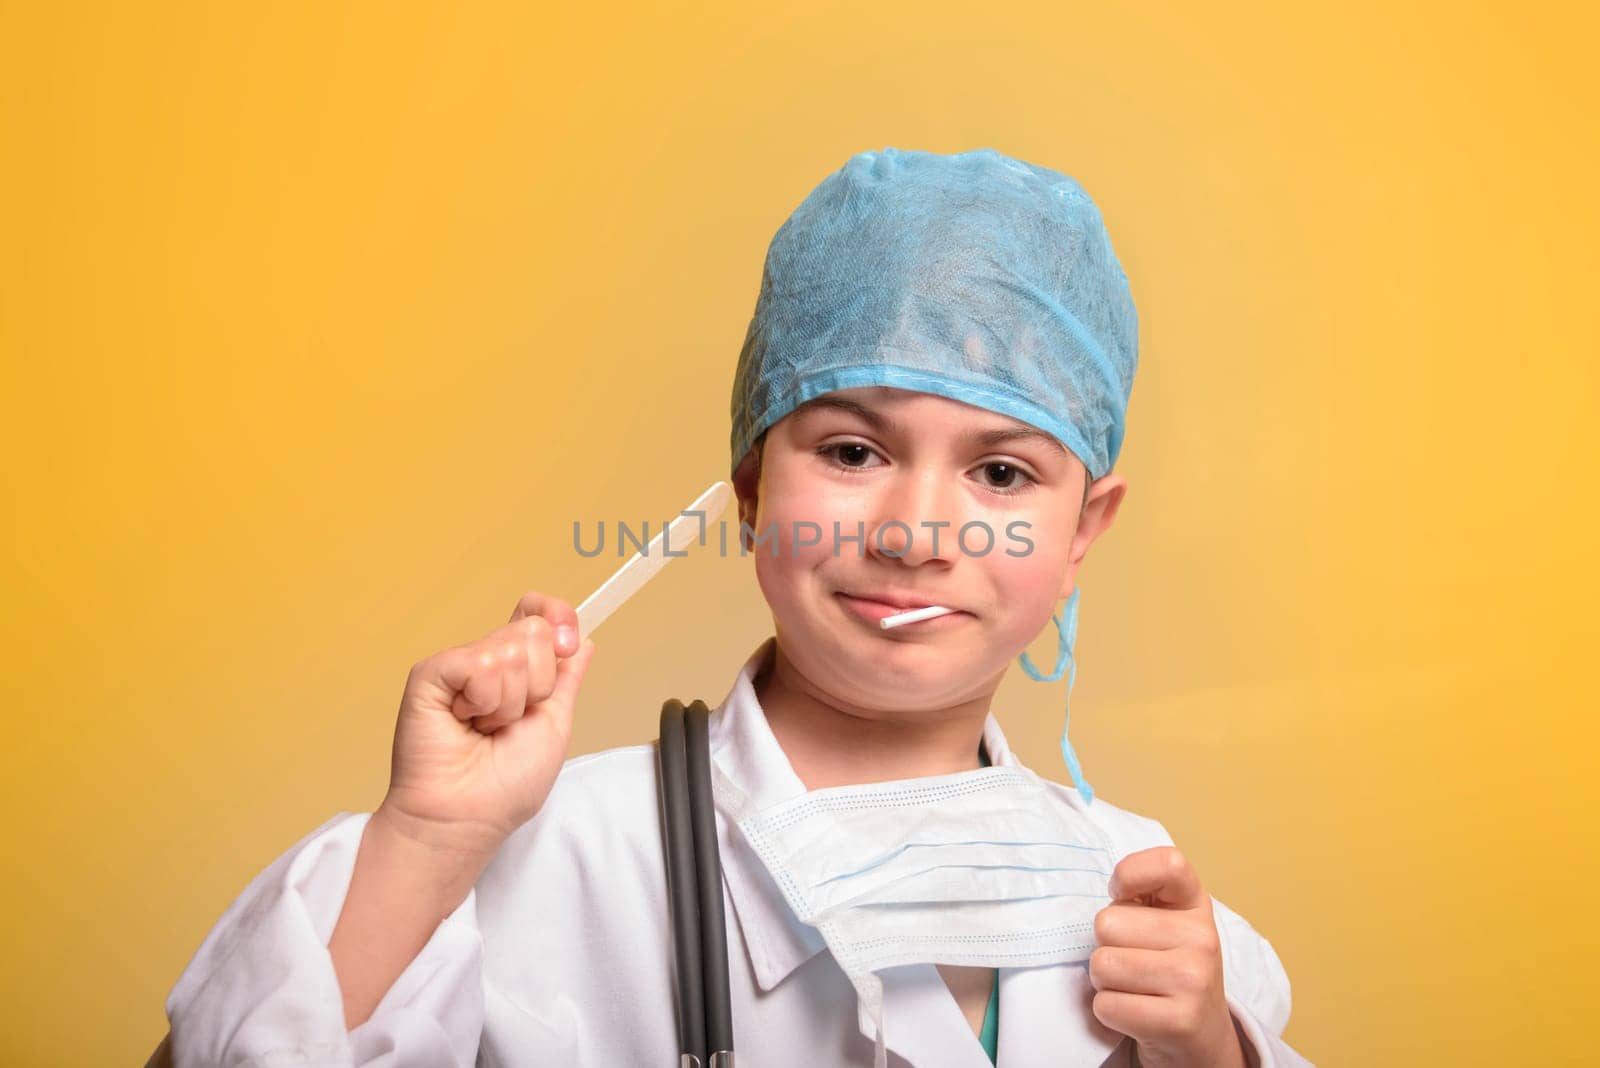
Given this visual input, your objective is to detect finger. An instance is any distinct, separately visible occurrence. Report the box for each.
[1094,902,1192,951]
[515,615,558,704]
[545,635,594,709]
[472,615,560,732]
[472,639,529,734]
[1091,989,1169,1043]
[435,644,505,724]
[503,637,596,754]
[1108,847,1206,910]
[508,591,580,656]
[1089,945,1201,997]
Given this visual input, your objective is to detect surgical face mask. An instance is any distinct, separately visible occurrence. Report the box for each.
[713,762,1115,1068]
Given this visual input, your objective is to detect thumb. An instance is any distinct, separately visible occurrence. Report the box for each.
[548,636,597,713]
[532,636,597,744]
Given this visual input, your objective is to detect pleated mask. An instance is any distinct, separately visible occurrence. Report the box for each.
[712,760,1115,1068]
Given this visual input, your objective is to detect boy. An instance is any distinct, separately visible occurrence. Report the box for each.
[158,147,1310,1067]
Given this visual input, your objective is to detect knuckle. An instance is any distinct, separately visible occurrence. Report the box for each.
[1173,1005,1207,1040]
[1090,990,1114,1027]
[1175,959,1207,992]
[527,670,557,702]
[1093,908,1115,943]
[531,646,558,671]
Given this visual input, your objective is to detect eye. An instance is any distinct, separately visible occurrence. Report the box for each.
[971,460,1036,495]
[816,441,884,473]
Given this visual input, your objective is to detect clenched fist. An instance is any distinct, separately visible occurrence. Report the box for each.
[378,590,598,858]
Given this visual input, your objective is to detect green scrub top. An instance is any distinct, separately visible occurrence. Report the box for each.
[977,742,1000,1063]
[979,976,999,1062]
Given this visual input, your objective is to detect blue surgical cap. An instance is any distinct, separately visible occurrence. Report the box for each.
[728,145,1139,482]
[728,146,1141,807]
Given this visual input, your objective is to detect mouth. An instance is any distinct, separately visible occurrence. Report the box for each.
[834,591,971,628]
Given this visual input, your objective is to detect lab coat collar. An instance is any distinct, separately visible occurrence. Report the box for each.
[704,637,1023,993]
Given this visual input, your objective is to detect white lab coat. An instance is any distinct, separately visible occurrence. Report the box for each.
[163,638,1313,1067]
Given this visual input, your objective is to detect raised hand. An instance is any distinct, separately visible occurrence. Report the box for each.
[380,589,597,857]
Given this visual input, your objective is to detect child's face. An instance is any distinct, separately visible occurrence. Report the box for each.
[734,386,1126,718]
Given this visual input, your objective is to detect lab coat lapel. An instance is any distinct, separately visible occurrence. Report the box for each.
[706,639,828,991]
[857,964,995,1068]
[847,963,1128,1068]
[995,963,1129,1067]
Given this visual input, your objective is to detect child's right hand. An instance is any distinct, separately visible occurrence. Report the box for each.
[375,590,598,860]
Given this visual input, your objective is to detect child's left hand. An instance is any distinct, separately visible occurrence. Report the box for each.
[1088,847,1248,1068]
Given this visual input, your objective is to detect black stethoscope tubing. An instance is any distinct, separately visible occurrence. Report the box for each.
[658,698,734,1068]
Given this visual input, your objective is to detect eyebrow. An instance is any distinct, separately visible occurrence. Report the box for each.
[791,395,1070,457]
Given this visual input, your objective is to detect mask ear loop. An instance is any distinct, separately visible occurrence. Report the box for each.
[1018,587,1094,805]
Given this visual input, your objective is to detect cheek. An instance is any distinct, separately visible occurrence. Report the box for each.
[752,545,805,619]
[985,533,1073,635]
[757,464,869,562]
[749,470,850,608]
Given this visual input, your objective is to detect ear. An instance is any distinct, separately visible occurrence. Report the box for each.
[1057,471,1128,599]
[731,438,763,550]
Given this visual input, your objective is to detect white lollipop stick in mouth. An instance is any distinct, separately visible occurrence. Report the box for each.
[574,480,732,639]
[879,604,956,629]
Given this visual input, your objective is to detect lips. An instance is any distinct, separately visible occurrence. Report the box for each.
[837,589,949,612]
[833,589,971,629]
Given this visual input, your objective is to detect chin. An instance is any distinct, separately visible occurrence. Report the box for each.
[810,634,971,703]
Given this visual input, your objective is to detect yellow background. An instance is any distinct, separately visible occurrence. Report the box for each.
[3,3,1595,1064]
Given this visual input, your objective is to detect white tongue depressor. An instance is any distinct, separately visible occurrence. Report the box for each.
[573,480,732,640]
[880,604,956,629]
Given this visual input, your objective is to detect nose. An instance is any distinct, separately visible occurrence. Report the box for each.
[865,463,962,567]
